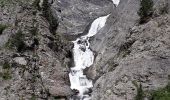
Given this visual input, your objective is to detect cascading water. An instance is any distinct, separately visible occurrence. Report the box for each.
[69,1,120,100]
[69,15,110,100]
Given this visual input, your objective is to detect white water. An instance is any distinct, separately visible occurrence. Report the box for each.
[69,15,110,100]
[112,0,120,6]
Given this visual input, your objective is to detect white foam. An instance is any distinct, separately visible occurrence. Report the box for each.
[112,0,120,6]
[69,15,110,99]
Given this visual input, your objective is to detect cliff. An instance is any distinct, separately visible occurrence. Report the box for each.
[0,0,170,100]
[88,0,170,99]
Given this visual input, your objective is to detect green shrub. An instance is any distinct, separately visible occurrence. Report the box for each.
[2,70,12,80]
[0,61,12,80]
[3,61,10,69]
[0,0,11,7]
[138,0,153,24]
[132,81,145,100]
[30,94,36,100]
[135,84,144,100]
[6,30,27,52]
[32,0,41,10]
[0,24,7,35]
[150,83,170,100]
[30,27,38,36]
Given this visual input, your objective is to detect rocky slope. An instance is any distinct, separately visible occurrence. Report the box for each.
[0,0,74,99]
[87,0,170,100]
[51,0,114,39]
[0,0,113,100]
[0,0,170,100]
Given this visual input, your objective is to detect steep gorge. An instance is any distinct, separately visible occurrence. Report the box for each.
[0,0,170,100]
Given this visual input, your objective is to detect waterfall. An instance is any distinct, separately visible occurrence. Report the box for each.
[112,0,120,6]
[69,15,110,100]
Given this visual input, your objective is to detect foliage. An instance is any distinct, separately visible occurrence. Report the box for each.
[3,61,10,69]
[2,70,12,80]
[138,0,153,24]
[6,30,27,52]
[150,83,170,100]
[32,0,41,10]
[0,24,7,35]
[30,27,38,36]
[0,0,11,7]
[132,81,144,100]
[41,0,58,34]
[136,84,144,100]
[0,61,12,80]
[30,94,36,100]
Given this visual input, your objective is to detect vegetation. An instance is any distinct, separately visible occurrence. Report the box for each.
[0,0,11,7]
[150,83,170,100]
[0,24,7,35]
[32,0,41,10]
[41,0,58,34]
[136,84,144,100]
[6,30,27,52]
[138,0,153,24]
[0,61,12,80]
[30,27,38,36]
[132,81,144,100]
[3,61,10,69]
[30,94,36,100]
[132,81,170,100]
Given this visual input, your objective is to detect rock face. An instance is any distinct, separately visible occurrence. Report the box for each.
[0,0,116,99]
[51,0,114,39]
[1,0,170,100]
[88,0,170,99]
[0,0,73,99]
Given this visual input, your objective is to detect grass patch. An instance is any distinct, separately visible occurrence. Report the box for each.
[0,24,7,35]
[150,83,170,100]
